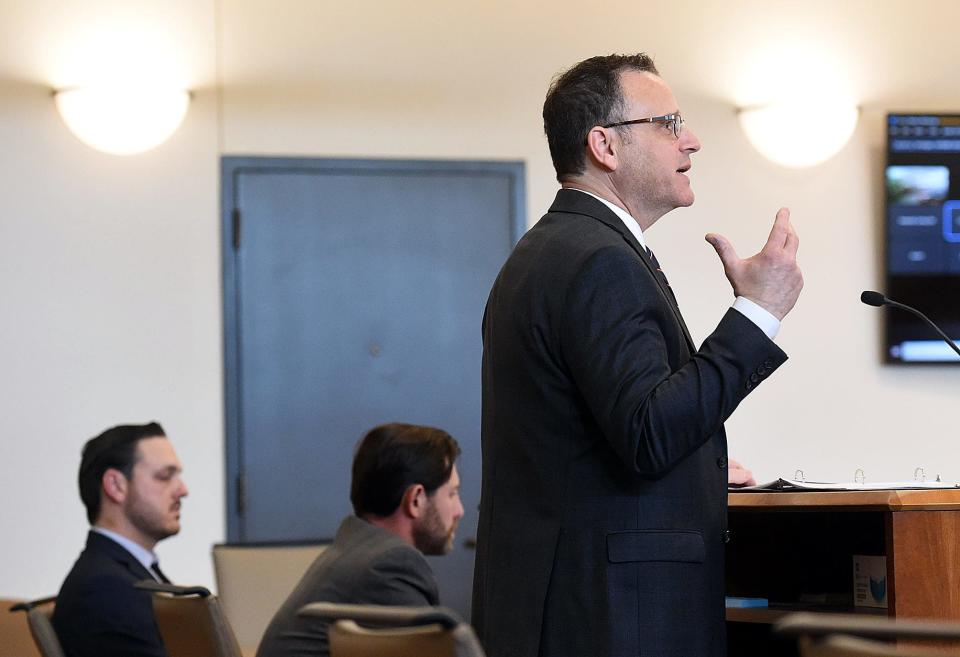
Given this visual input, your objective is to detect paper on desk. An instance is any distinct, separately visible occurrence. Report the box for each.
[731,478,960,492]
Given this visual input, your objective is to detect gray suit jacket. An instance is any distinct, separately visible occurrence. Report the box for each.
[472,189,787,657]
[256,515,438,657]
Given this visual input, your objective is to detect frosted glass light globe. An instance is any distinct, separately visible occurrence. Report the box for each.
[738,102,858,168]
[55,86,190,155]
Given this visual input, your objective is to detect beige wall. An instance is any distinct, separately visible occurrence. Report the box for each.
[2,0,957,598]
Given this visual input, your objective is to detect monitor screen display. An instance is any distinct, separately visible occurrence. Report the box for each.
[884,114,960,363]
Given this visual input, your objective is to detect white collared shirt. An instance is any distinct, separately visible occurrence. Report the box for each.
[566,188,780,340]
[92,526,162,581]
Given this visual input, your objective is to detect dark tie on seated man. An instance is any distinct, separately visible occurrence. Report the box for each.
[256,423,465,657]
[53,422,189,657]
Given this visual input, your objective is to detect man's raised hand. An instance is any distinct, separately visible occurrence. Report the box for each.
[705,207,803,320]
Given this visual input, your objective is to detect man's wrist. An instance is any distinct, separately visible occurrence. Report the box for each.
[732,296,780,340]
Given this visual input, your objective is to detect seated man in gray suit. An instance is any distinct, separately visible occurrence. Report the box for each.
[256,422,464,657]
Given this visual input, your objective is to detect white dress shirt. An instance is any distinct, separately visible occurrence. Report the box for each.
[91,526,163,582]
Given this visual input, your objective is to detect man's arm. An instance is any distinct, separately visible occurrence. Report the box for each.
[559,248,787,478]
[559,208,801,478]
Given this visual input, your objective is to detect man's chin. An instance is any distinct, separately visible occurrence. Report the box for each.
[676,193,694,208]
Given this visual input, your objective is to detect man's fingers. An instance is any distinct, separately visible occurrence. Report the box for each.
[783,224,800,258]
[764,207,791,250]
[727,457,756,486]
[783,215,800,257]
[705,232,739,268]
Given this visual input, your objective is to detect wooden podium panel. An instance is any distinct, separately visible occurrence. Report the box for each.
[726,489,960,656]
[888,510,960,620]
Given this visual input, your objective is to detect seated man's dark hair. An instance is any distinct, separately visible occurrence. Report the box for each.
[542,53,658,181]
[78,422,166,524]
[350,423,460,518]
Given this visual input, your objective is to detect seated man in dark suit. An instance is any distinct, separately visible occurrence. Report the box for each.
[53,422,189,657]
[256,423,464,657]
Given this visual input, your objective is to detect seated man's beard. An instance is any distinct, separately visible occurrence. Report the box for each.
[412,502,456,555]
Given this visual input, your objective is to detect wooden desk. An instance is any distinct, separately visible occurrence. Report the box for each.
[725,489,960,656]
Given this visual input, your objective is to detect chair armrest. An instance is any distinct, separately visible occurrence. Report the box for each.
[297,602,462,629]
[775,612,960,641]
[134,581,212,597]
[9,596,56,612]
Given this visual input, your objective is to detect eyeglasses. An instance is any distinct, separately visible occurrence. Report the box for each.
[602,113,684,139]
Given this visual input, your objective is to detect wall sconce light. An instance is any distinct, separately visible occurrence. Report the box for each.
[54,86,190,155]
[738,102,859,168]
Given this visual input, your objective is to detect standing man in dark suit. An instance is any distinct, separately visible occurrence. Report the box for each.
[472,54,803,657]
[257,423,464,657]
[53,422,188,657]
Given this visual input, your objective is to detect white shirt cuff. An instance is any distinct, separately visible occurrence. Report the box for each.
[732,296,780,340]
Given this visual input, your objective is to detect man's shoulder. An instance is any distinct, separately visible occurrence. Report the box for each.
[339,540,437,606]
[58,554,140,601]
[58,533,149,600]
[501,209,642,296]
[520,192,635,260]
[367,541,432,575]
[53,538,155,640]
[328,518,427,574]
[280,518,437,613]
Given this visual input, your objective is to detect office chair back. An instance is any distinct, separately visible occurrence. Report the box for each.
[135,581,243,657]
[3,599,43,657]
[298,602,486,657]
[329,619,456,657]
[212,541,327,651]
[9,597,63,657]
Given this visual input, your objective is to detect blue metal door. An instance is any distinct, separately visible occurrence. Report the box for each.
[222,157,524,618]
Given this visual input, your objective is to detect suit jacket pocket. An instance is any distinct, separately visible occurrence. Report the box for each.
[606,529,705,564]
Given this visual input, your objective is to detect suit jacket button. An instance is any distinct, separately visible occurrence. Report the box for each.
[745,380,753,391]
[717,456,727,468]
[750,372,759,383]
[723,530,732,544]
[764,359,773,368]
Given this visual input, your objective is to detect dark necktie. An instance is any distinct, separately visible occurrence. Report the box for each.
[646,246,678,306]
[150,560,171,584]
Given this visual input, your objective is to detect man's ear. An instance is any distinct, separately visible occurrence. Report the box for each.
[401,484,426,519]
[101,468,128,505]
[585,126,619,172]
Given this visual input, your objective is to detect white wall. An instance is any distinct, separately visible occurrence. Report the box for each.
[2,0,958,598]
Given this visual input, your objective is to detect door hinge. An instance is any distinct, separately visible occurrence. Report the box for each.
[236,472,246,516]
[232,208,241,250]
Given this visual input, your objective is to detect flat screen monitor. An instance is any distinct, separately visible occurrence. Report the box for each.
[884,113,960,363]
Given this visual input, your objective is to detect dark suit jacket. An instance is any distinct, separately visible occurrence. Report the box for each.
[256,515,439,657]
[52,531,166,657]
[472,189,788,657]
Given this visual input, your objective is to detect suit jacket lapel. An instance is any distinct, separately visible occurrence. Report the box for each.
[548,189,696,350]
[86,531,155,582]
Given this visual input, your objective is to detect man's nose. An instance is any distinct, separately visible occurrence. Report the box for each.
[681,125,701,153]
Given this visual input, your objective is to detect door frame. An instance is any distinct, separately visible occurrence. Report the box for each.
[221,156,526,542]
